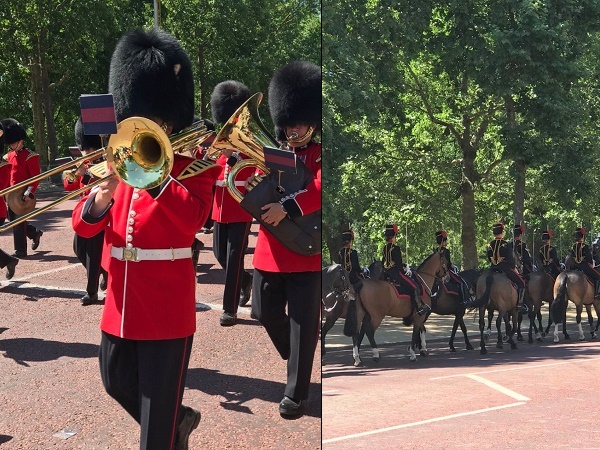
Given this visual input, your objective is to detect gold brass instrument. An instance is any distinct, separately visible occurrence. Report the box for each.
[0,117,212,233]
[209,92,321,256]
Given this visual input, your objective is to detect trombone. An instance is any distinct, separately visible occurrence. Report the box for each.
[0,117,213,233]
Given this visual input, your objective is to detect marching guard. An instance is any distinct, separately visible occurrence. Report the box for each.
[486,222,528,313]
[0,121,18,279]
[382,224,430,315]
[72,28,220,449]
[569,227,600,298]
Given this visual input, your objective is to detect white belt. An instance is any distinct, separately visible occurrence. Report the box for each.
[110,246,192,262]
[216,180,245,187]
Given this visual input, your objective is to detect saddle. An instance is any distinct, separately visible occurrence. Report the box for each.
[383,278,411,301]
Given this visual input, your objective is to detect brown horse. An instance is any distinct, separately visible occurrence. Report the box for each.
[549,270,600,342]
[344,252,447,365]
[517,271,554,343]
[472,270,519,355]
[321,264,355,356]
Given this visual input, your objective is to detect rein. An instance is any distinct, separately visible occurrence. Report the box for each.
[322,279,351,313]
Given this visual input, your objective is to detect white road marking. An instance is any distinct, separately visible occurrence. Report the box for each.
[431,356,600,380]
[0,263,79,283]
[322,402,525,444]
[322,390,339,394]
[465,374,530,401]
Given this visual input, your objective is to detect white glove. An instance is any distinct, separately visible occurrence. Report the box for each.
[404,267,412,277]
[452,265,459,274]
[560,263,566,271]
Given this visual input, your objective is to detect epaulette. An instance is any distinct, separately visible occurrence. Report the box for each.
[25,150,39,161]
[177,159,218,181]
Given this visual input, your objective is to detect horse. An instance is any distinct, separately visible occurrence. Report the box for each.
[321,264,355,356]
[343,252,447,365]
[425,268,481,352]
[514,271,554,343]
[471,269,519,355]
[549,270,600,342]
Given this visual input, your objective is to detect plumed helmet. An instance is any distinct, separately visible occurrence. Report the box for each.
[435,230,448,245]
[493,222,505,236]
[541,230,552,241]
[74,117,102,151]
[573,227,586,240]
[384,224,398,237]
[1,118,27,145]
[268,60,321,130]
[514,224,524,237]
[341,229,354,243]
[210,80,252,125]
[108,28,195,134]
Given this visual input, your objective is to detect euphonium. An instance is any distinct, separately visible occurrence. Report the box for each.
[209,92,321,256]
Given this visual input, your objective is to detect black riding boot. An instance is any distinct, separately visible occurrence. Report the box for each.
[517,287,528,313]
[459,282,470,305]
[595,280,600,299]
[414,290,431,316]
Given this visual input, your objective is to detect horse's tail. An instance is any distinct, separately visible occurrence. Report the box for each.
[343,298,357,337]
[550,274,568,324]
[469,272,494,309]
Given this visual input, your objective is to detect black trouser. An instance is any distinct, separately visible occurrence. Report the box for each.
[251,269,320,401]
[0,248,13,268]
[8,207,38,254]
[99,332,193,450]
[497,263,525,289]
[73,232,107,296]
[575,263,600,283]
[213,221,252,314]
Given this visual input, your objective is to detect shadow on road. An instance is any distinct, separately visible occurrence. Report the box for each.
[0,337,98,367]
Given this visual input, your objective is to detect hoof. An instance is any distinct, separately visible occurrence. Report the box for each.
[466,344,474,351]
[528,338,533,344]
[372,357,380,363]
[592,332,597,339]
[536,337,543,342]
[541,332,546,337]
[420,350,428,357]
[409,356,417,362]
[517,335,523,342]
[496,343,503,349]
[449,347,456,353]
[579,336,586,342]
[353,360,363,367]
[565,334,571,340]
[553,335,559,343]
[480,347,487,355]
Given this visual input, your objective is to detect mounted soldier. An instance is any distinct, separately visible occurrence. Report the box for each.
[509,224,533,276]
[538,229,562,279]
[381,224,430,315]
[434,230,471,304]
[568,227,600,299]
[335,228,363,285]
[486,222,528,313]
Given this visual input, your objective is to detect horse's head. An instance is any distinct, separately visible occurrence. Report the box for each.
[436,252,449,280]
[322,264,355,304]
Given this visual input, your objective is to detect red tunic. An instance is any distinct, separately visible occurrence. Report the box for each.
[6,147,41,193]
[252,141,321,273]
[72,155,220,340]
[0,161,11,220]
[211,153,253,224]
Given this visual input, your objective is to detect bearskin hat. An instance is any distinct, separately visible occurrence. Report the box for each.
[514,224,524,237]
[341,229,354,243]
[108,28,195,134]
[74,117,102,151]
[210,80,252,125]
[1,118,27,145]
[541,230,552,241]
[573,227,586,240]
[268,60,321,130]
[384,224,398,237]
[493,222,505,236]
[435,230,448,245]
[0,120,4,149]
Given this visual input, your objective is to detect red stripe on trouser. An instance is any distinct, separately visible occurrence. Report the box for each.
[169,336,191,449]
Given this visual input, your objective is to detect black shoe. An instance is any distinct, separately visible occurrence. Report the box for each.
[220,312,237,326]
[99,276,107,291]
[239,283,252,307]
[80,293,98,306]
[279,396,303,418]
[5,257,18,280]
[12,251,27,258]
[417,304,431,316]
[31,230,43,250]
[175,406,201,450]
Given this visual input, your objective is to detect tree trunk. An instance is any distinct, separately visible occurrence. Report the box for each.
[460,142,478,269]
[505,95,525,227]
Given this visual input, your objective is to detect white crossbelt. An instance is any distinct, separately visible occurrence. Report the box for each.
[216,180,245,187]
[110,246,192,262]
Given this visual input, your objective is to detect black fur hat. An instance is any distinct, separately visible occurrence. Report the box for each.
[514,224,524,237]
[108,28,195,134]
[435,230,448,245]
[541,230,552,241]
[341,229,354,243]
[492,222,505,236]
[268,60,321,130]
[384,224,398,238]
[573,227,586,240]
[1,118,27,145]
[74,117,102,151]
[210,80,252,125]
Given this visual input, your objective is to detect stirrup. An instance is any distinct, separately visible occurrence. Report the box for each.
[417,304,431,316]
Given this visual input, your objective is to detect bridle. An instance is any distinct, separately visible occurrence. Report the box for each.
[322,270,352,313]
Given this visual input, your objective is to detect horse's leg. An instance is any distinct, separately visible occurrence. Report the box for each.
[585,304,594,339]
[516,311,523,341]
[479,306,487,355]
[485,307,494,342]
[352,304,367,366]
[576,304,585,341]
[449,316,460,352]
[363,319,380,362]
[420,324,429,357]
[563,304,570,340]
[458,315,474,350]
[408,319,421,362]
[496,313,504,349]
[508,310,518,350]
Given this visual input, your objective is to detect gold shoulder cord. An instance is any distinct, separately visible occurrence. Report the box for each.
[343,249,351,271]
[383,243,394,269]
[177,159,217,181]
[541,244,549,265]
